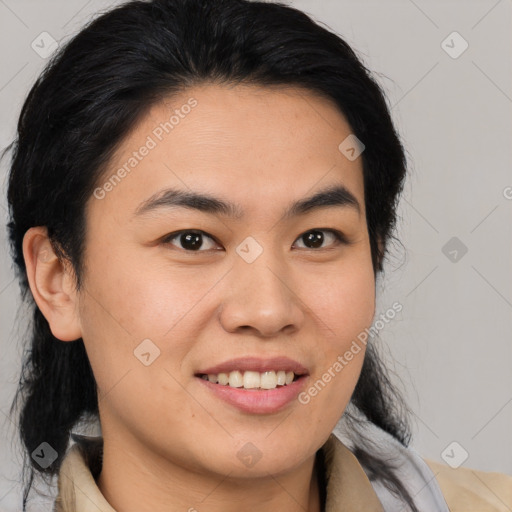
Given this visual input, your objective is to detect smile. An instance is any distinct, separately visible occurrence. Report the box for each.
[198,370,299,390]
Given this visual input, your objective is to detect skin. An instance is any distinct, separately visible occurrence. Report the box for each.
[23,83,376,511]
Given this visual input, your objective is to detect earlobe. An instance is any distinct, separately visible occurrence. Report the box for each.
[22,226,82,342]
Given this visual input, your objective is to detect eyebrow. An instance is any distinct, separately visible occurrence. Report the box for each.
[133,183,361,220]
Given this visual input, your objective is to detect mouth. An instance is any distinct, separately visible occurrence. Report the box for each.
[195,356,309,390]
[194,356,309,412]
[196,370,304,391]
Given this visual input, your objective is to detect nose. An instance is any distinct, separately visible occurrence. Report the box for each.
[218,248,305,338]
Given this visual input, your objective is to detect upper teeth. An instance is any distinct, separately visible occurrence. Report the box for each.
[201,370,296,389]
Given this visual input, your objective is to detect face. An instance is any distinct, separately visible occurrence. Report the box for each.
[77,83,375,478]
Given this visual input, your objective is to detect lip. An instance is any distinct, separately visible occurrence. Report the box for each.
[196,356,309,376]
[196,374,309,414]
[195,356,310,415]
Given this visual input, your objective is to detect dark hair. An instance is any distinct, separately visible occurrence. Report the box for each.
[5,0,415,509]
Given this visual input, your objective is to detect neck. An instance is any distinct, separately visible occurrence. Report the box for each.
[96,433,323,512]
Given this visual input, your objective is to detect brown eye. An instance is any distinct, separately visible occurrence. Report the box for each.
[161,228,347,253]
[293,229,346,250]
[162,230,219,251]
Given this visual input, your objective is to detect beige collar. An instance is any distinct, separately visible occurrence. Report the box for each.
[54,434,384,511]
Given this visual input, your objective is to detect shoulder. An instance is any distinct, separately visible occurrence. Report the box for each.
[425,458,512,512]
[332,419,451,511]
[333,416,512,512]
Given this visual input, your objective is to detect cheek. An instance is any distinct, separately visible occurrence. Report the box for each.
[81,250,212,340]
[293,255,375,424]
[306,256,376,345]
[76,266,202,434]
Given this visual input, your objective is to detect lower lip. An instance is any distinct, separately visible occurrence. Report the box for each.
[196,376,309,414]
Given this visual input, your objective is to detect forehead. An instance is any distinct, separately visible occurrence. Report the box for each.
[145,82,355,159]
[90,83,365,223]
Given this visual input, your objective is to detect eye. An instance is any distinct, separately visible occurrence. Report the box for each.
[293,228,347,250]
[161,228,348,253]
[161,230,220,252]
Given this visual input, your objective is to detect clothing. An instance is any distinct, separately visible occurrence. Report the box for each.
[53,423,512,511]
[53,433,385,512]
[424,460,512,512]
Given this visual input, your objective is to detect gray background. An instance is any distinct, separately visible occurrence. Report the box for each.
[1,0,511,510]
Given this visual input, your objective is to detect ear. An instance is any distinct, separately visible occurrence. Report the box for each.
[22,226,82,341]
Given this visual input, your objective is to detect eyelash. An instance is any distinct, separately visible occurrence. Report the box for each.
[161,228,349,252]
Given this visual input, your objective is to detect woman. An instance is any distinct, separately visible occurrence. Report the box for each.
[5,0,511,511]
